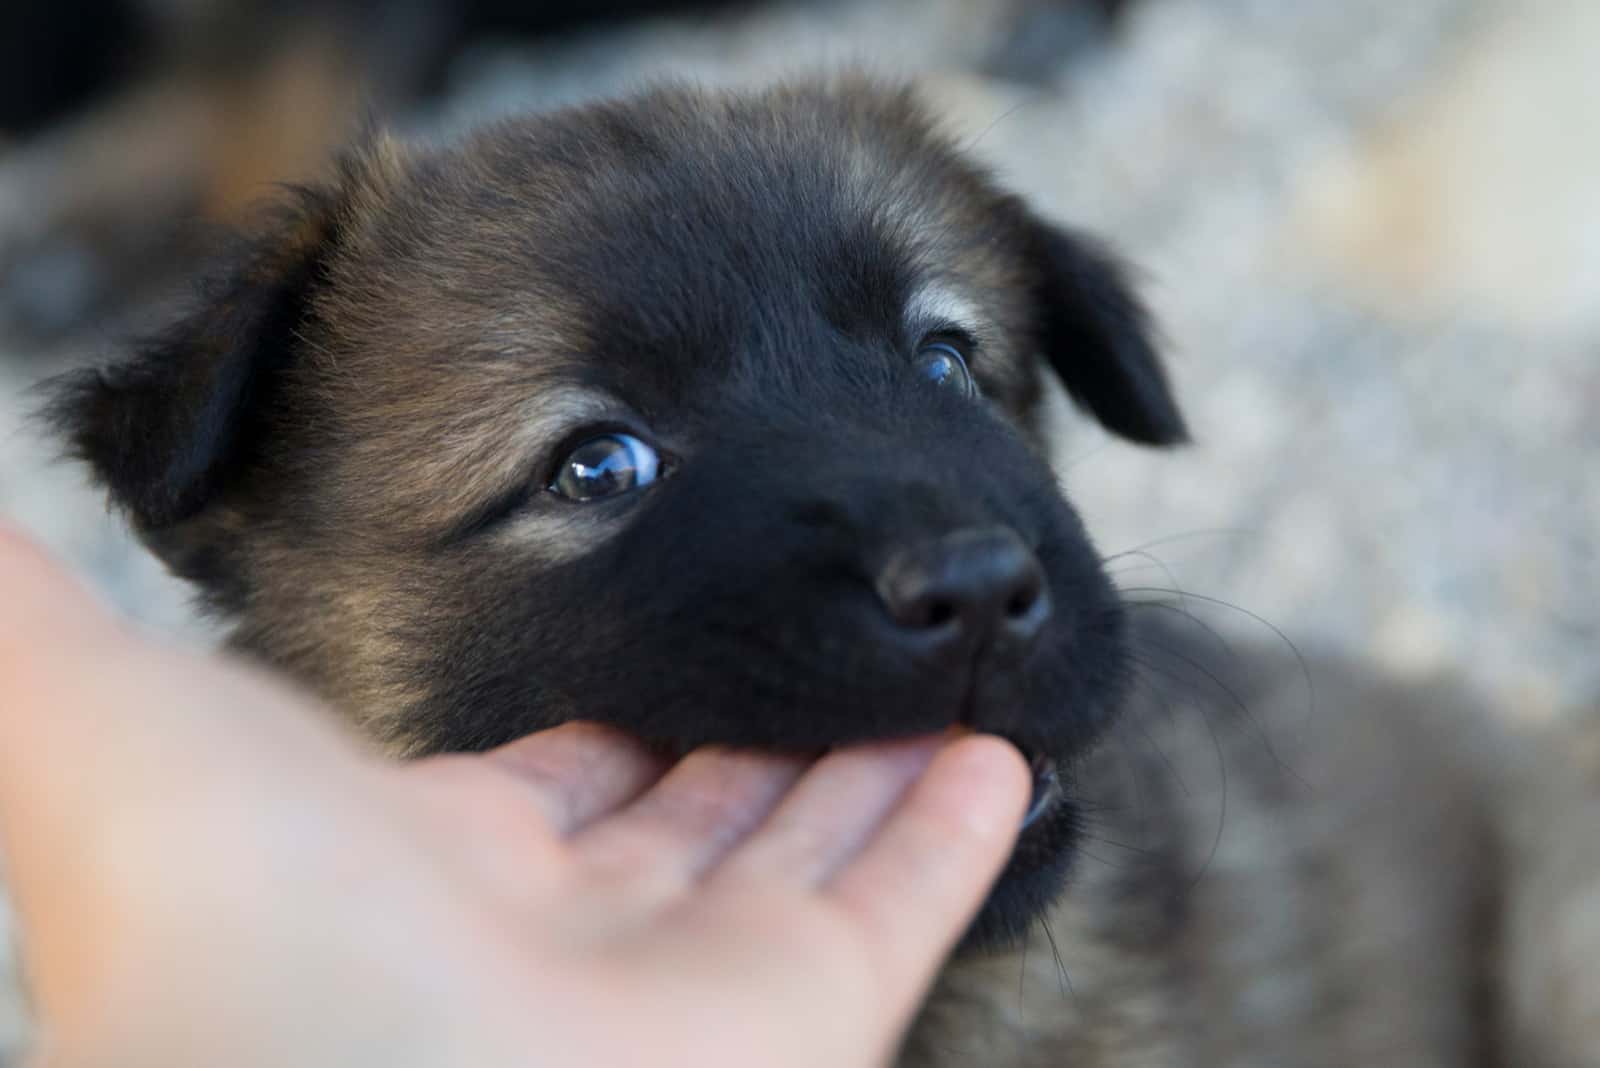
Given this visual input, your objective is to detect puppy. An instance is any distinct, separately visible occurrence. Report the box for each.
[44,79,1600,1064]
[50,76,1187,943]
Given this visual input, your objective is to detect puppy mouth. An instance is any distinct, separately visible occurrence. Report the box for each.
[655,733,1065,832]
[1020,749,1063,831]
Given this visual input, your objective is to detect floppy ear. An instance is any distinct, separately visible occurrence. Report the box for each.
[47,195,342,533]
[44,144,391,584]
[1021,215,1188,446]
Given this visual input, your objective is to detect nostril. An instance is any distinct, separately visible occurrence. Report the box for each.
[874,527,1051,650]
[1004,569,1043,620]
[923,598,958,629]
[886,589,962,631]
[1002,583,1051,648]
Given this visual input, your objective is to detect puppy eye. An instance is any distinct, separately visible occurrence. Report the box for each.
[914,340,976,398]
[550,433,660,501]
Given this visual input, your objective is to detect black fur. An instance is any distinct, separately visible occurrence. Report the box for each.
[1022,219,1188,445]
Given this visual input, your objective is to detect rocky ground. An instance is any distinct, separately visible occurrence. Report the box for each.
[2,0,1597,1058]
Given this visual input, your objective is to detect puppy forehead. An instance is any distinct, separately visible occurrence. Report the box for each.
[288,85,1044,534]
[318,86,1021,376]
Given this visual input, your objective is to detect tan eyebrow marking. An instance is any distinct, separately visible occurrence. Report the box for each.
[351,378,627,545]
[905,283,985,337]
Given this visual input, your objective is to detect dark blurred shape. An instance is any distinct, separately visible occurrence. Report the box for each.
[0,0,1137,345]
[0,0,150,136]
[0,0,771,343]
[0,0,755,137]
[452,0,756,33]
[412,0,763,94]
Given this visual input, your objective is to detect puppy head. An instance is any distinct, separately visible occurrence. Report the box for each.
[50,79,1185,944]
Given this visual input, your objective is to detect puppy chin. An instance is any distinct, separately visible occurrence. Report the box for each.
[959,795,1083,952]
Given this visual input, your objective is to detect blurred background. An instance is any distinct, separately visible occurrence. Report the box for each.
[0,0,1597,1055]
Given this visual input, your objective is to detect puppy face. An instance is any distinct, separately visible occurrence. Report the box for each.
[52,80,1185,944]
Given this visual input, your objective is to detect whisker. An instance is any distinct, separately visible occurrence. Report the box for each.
[1105,550,1248,678]
[961,99,1030,154]
[1107,527,1256,558]
[1039,917,1076,1003]
[1107,548,1198,622]
[1018,922,1031,1003]
[1132,635,1306,791]
[1080,831,1157,857]
[1116,586,1317,723]
[1124,653,1228,889]
[1105,676,1188,821]
[1076,844,1133,871]
[1120,596,1241,665]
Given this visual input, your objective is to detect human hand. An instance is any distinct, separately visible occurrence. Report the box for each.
[0,525,1028,1067]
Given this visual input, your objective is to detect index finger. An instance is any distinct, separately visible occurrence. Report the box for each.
[822,735,1028,1027]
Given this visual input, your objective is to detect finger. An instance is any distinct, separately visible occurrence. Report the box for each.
[484,721,671,834]
[823,735,1028,1019]
[712,733,947,889]
[574,746,807,888]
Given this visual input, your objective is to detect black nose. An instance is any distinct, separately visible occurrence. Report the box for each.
[874,527,1051,656]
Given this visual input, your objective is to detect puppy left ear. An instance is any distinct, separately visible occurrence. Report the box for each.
[1021,215,1188,446]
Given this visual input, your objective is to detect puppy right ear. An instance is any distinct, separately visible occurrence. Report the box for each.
[45,142,392,540]
[47,202,335,535]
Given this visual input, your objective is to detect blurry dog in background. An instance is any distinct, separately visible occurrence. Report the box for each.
[44,78,1600,1065]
